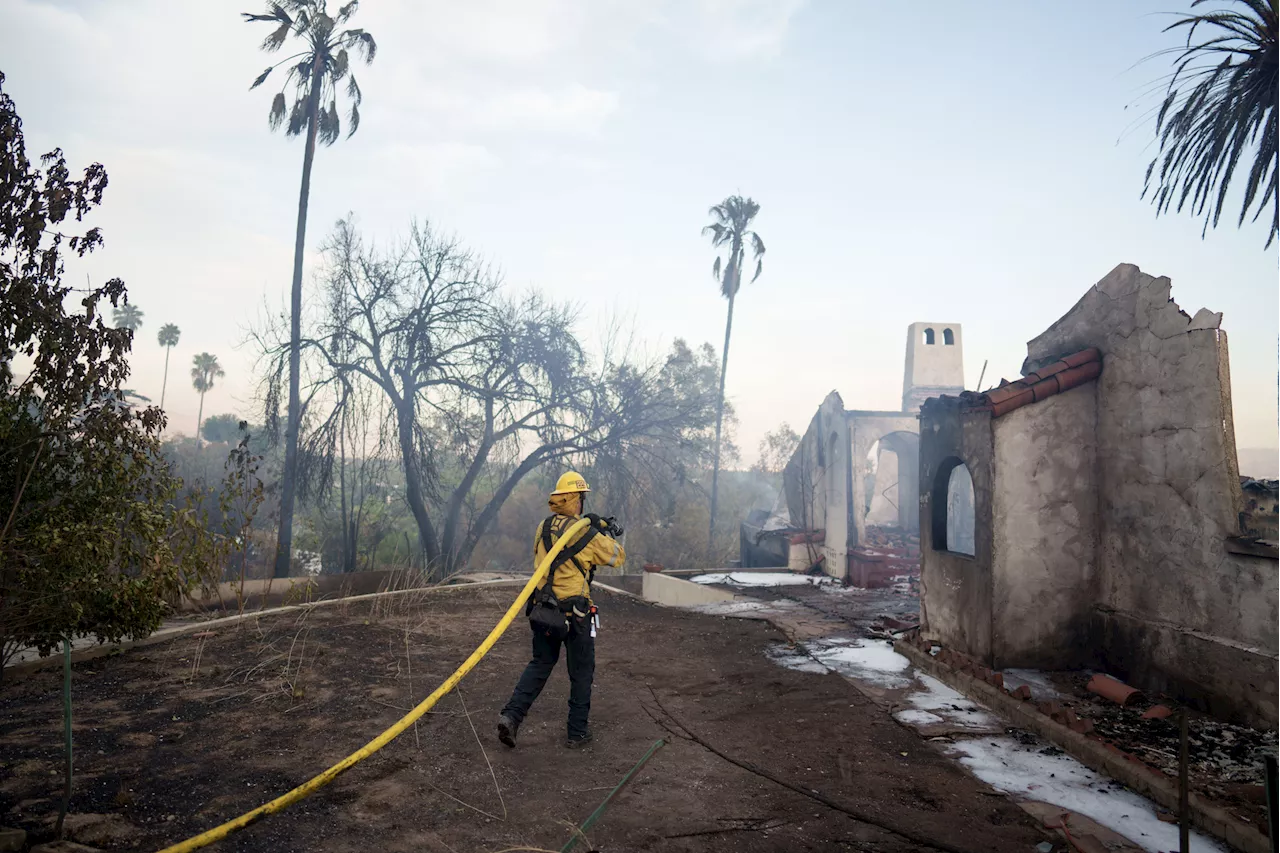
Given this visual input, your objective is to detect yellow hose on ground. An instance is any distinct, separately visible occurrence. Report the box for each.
[156,518,593,853]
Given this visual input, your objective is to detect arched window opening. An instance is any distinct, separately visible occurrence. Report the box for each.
[931,458,975,556]
[923,327,935,345]
[943,328,955,345]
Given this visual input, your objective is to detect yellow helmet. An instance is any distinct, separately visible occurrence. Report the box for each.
[551,471,591,495]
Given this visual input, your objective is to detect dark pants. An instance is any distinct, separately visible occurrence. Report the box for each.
[501,617,595,738]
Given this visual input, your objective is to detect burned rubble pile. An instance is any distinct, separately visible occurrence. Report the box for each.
[1061,673,1277,828]
[848,525,920,595]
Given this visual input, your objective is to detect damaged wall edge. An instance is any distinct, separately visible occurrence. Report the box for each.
[918,262,1278,728]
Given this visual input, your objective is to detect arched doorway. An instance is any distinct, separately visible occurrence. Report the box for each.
[931,457,975,556]
[863,431,920,532]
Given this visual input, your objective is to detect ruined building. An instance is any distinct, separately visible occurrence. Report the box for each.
[783,322,964,579]
[918,263,1277,728]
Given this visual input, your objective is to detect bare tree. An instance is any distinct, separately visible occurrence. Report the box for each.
[261,217,724,578]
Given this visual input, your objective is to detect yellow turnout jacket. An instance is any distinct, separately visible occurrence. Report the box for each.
[535,494,626,604]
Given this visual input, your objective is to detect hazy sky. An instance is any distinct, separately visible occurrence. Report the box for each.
[2,0,1277,463]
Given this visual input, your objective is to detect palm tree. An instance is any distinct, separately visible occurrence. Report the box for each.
[191,353,225,448]
[245,1,376,578]
[702,195,766,561]
[113,303,144,332]
[157,323,181,409]
[1142,0,1278,247]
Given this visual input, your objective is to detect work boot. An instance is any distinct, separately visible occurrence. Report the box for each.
[565,730,593,749]
[497,714,520,748]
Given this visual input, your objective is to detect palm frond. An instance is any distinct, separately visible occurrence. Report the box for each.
[719,254,740,299]
[263,18,292,51]
[318,99,341,145]
[703,194,765,297]
[248,0,374,145]
[1141,0,1278,247]
[357,30,377,62]
[336,1,359,24]
[269,92,287,130]
[250,65,274,89]
[287,95,309,136]
[712,255,722,284]
[347,90,361,137]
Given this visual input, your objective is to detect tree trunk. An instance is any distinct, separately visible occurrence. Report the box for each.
[440,401,494,569]
[159,345,171,409]
[338,389,350,573]
[273,57,325,579]
[195,389,206,448]
[394,393,441,573]
[707,287,737,564]
[453,449,549,573]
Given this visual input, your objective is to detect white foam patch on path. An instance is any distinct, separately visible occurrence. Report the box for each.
[692,572,836,588]
[894,709,944,726]
[808,638,915,688]
[946,737,1227,853]
[689,601,770,616]
[765,645,830,674]
[897,673,1000,730]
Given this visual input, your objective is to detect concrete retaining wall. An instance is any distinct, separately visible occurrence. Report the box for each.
[641,572,739,607]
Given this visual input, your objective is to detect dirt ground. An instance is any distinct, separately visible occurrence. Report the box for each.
[1,587,1051,853]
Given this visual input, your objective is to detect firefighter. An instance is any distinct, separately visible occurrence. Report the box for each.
[497,471,625,749]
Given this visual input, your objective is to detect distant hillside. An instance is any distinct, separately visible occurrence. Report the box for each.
[1238,448,1279,480]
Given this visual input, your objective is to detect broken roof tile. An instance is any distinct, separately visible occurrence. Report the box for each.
[984,347,1102,418]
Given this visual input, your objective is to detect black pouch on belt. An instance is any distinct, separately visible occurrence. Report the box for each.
[528,586,571,640]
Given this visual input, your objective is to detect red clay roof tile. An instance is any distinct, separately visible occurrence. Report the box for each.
[984,347,1101,418]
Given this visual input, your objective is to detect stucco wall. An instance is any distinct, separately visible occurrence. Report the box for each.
[1024,263,1277,725]
[919,396,995,662]
[783,392,850,579]
[990,382,1099,669]
[903,322,965,411]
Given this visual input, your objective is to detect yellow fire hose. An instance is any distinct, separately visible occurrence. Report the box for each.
[156,518,592,853]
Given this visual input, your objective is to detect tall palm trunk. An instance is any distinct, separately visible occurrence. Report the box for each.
[707,280,737,563]
[159,345,171,409]
[195,389,206,448]
[273,57,324,579]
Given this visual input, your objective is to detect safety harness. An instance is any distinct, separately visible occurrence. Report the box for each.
[539,515,598,592]
[527,516,598,639]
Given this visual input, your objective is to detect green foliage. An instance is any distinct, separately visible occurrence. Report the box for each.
[202,413,248,444]
[1141,0,1278,247]
[0,73,243,670]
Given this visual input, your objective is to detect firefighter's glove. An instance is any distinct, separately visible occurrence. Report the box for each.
[586,513,623,538]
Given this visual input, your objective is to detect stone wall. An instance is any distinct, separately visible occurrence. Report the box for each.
[990,383,1099,669]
